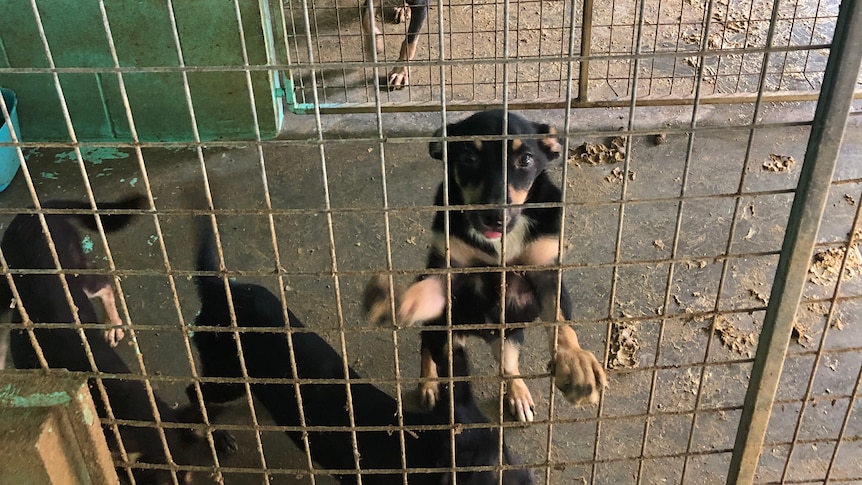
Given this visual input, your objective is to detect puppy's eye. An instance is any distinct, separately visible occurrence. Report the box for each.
[518,153,534,168]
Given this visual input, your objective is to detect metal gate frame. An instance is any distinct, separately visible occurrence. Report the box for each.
[728,0,862,482]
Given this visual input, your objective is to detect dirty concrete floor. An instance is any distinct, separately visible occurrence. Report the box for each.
[1,101,862,484]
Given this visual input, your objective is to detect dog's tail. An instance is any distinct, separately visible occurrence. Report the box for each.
[194,215,223,294]
[40,194,147,233]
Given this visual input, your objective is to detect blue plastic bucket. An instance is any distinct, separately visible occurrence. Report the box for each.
[0,88,21,192]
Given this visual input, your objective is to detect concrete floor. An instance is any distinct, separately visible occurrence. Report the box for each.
[1,101,862,484]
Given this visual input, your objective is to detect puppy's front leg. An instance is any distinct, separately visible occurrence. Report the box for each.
[533,273,607,406]
[87,284,125,347]
[546,324,606,406]
[493,338,535,422]
[418,346,440,410]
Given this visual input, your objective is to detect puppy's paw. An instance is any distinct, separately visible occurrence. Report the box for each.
[550,346,607,406]
[392,4,411,23]
[104,327,125,347]
[398,277,444,326]
[213,430,238,455]
[506,379,535,422]
[387,66,410,89]
[419,380,440,411]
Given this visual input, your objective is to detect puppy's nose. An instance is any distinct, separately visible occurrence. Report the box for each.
[480,211,504,230]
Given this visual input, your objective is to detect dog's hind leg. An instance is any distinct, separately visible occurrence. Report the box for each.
[85,282,124,347]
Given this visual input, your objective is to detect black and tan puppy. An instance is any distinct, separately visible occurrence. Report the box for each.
[1,195,209,484]
[361,0,428,88]
[189,216,533,484]
[365,109,608,422]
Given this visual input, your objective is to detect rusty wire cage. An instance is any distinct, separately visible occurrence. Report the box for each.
[1,0,862,484]
[282,0,846,112]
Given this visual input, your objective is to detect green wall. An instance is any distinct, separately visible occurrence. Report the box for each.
[0,0,283,142]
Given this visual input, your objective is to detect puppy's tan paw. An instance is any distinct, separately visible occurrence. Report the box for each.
[419,380,440,411]
[506,379,535,422]
[397,277,444,326]
[550,346,607,406]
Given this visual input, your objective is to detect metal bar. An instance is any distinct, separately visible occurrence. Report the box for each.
[96,1,228,481]
[299,90,862,114]
[727,0,862,482]
[577,0,593,102]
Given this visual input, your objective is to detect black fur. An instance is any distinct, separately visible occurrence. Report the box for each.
[190,216,533,485]
[367,110,606,422]
[423,109,567,352]
[1,195,207,484]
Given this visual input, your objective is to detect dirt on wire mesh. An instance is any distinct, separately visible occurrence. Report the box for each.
[712,315,757,357]
[809,229,862,286]
[609,322,640,369]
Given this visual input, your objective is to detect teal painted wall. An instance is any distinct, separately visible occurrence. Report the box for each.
[0,0,282,142]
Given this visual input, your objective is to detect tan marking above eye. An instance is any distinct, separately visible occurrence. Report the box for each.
[511,138,523,151]
[473,140,483,151]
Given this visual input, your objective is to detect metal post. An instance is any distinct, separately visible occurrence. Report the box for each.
[727,1,862,483]
[577,0,594,103]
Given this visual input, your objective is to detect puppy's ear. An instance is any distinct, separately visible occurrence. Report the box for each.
[428,126,446,160]
[534,123,562,161]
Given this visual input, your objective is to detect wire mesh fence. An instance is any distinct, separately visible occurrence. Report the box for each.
[0,0,861,484]
[283,0,849,111]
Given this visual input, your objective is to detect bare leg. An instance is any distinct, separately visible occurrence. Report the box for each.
[361,0,384,55]
[86,285,124,347]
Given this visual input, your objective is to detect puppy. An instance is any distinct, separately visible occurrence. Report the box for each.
[361,0,428,88]
[1,195,209,484]
[365,110,608,422]
[189,216,533,484]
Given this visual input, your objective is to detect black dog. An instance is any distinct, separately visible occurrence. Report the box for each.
[361,0,428,88]
[365,110,608,422]
[1,195,211,484]
[189,216,533,484]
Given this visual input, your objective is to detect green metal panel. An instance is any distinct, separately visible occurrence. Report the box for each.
[0,0,281,142]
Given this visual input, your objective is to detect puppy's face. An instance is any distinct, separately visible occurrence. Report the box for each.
[429,110,562,242]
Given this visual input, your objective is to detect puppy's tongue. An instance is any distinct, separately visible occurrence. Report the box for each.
[484,230,503,240]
